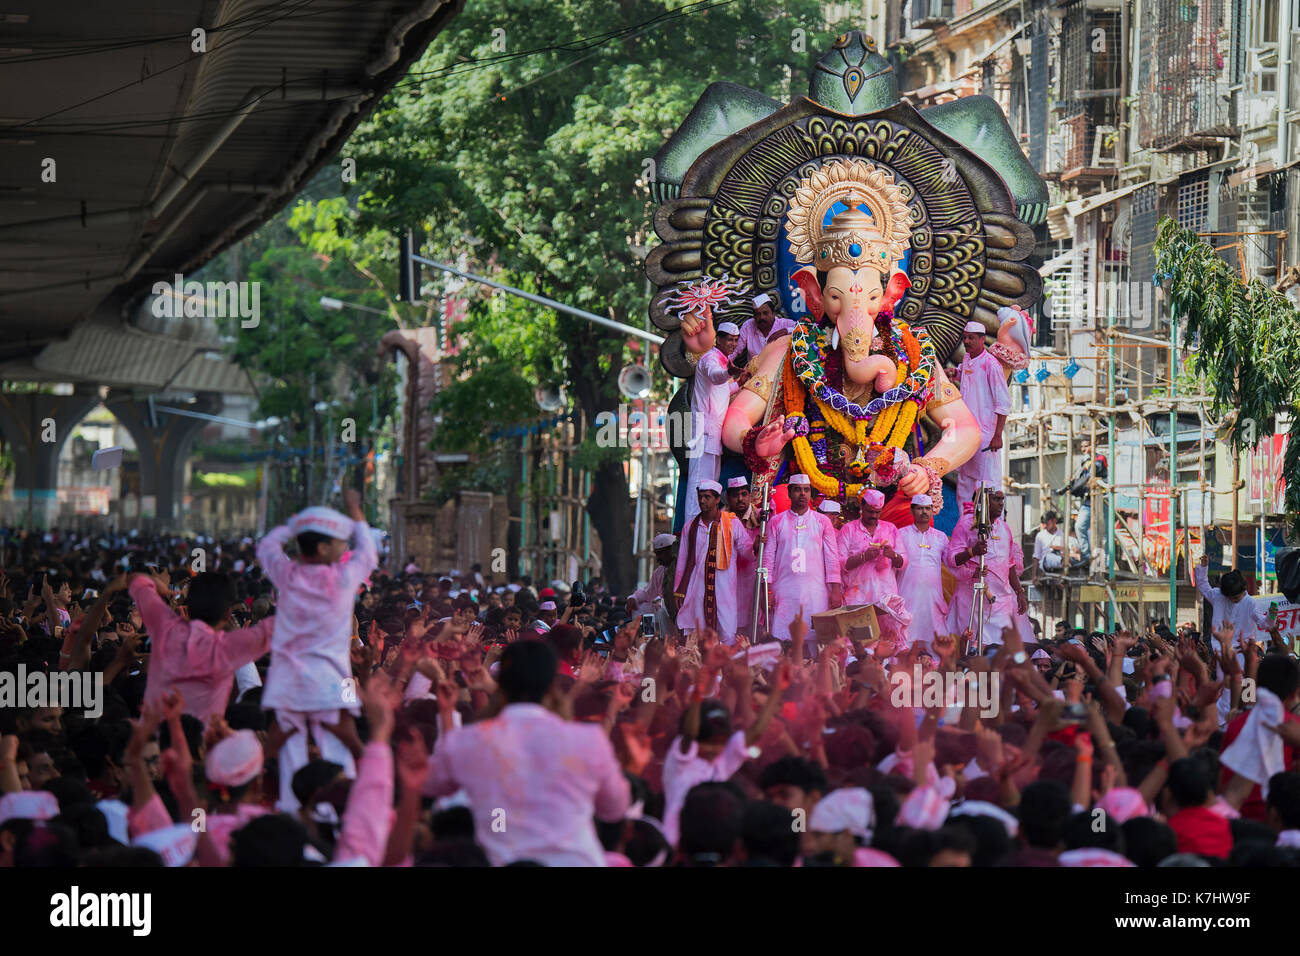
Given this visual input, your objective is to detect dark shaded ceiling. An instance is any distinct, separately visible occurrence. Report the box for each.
[0,0,461,384]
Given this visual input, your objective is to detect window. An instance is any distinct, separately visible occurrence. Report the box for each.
[1177,173,1210,231]
[1257,0,1279,45]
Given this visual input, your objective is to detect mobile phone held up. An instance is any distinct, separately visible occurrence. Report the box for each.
[640,613,656,638]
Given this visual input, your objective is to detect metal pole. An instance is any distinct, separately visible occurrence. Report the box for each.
[1231,452,1239,570]
[751,482,773,643]
[749,371,783,642]
[1168,304,1178,624]
[1107,314,1117,629]
[413,256,665,345]
[324,411,334,505]
[520,432,530,579]
[257,459,269,537]
[307,382,316,506]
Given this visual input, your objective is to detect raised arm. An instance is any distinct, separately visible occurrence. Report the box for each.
[746,660,790,746]
[255,524,294,587]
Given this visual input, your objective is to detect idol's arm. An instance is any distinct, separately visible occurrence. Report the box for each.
[722,338,791,454]
[899,365,980,496]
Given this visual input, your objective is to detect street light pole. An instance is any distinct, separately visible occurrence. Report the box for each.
[410,256,665,345]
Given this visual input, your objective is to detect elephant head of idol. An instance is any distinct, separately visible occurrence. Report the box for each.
[786,160,914,394]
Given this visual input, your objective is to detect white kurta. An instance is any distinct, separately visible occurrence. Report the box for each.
[943,513,1032,646]
[954,349,1010,502]
[1196,564,1270,727]
[674,514,752,642]
[683,348,738,522]
[838,519,905,606]
[628,565,667,616]
[762,508,841,643]
[896,524,950,646]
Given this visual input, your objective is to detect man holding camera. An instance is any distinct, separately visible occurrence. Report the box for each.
[943,483,1032,648]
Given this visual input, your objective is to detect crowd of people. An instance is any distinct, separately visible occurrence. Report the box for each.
[2,479,1300,870]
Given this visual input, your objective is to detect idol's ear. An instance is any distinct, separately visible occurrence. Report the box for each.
[791,267,823,322]
[882,270,912,311]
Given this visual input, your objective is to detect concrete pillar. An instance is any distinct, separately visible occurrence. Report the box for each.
[0,386,101,529]
[105,391,221,531]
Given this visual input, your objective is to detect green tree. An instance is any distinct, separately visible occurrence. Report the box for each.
[342,0,848,591]
[1155,218,1300,529]
[201,178,411,522]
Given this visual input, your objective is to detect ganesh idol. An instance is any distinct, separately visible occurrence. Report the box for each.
[677,159,1027,503]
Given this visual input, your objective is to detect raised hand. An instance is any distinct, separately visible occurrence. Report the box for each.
[360,671,400,744]
[703,643,731,674]
[754,417,797,459]
[774,660,793,692]
[788,606,807,644]
[343,487,364,521]
[932,633,957,662]
[578,651,606,684]
[679,306,714,353]
[610,681,637,713]
[615,723,652,776]
[435,680,459,714]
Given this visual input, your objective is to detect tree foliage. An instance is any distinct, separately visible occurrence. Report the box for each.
[199,175,411,520]
[1154,217,1300,527]
[334,0,852,589]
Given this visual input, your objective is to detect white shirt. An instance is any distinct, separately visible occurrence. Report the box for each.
[1195,565,1269,637]
[690,348,739,457]
[1034,529,1079,562]
[629,565,667,616]
[661,731,751,847]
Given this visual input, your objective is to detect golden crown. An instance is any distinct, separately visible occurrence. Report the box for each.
[784,160,912,274]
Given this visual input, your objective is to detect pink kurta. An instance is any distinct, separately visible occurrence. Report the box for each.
[762,508,841,642]
[838,519,905,606]
[737,316,795,360]
[896,524,950,645]
[954,349,1010,502]
[734,527,758,634]
[674,514,753,642]
[943,513,1032,646]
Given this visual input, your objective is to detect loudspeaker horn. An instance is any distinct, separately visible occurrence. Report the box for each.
[618,364,652,399]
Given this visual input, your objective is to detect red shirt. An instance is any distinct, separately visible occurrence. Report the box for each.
[1220,709,1300,821]
[1168,805,1233,859]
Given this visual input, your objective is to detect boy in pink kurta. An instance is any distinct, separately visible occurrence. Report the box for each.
[257,490,377,811]
[130,571,274,724]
